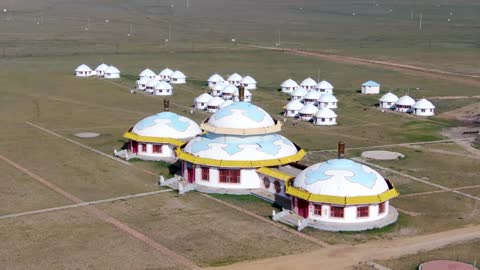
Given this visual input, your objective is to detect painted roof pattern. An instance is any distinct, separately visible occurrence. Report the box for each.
[207,102,275,129]
[132,112,201,139]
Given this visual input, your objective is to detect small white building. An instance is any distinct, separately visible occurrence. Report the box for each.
[412,98,435,116]
[290,87,308,101]
[303,90,322,105]
[145,78,160,94]
[233,88,252,102]
[194,93,213,110]
[154,81,173,96]
[227,73,243,86]
[298,103,319,121]
[221,84,237,100]
[159,68,174,81]
[314,108,337,126]
[211,82,226,97]
[281,79,299,93]
[170,70,187,84]
[315,80,334,94]
[240,75,257,90]
[318,93,338,109]
[75,64,93,77]
[284,100,304,118]
[300,78,317,91]
[207,74,224,89]
[104,66,121,79]
[395,95,415,113]
[94,63,109,77]
[136,77,151,91]
[207,97,225,113]
[139,68,157,80]
[361,80,381,94]
[378,92,399,109]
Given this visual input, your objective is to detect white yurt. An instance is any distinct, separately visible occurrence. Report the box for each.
[75,64,93,77]
[299,103,319,121]
[314,108,337,126]
[207,97,225,113]
[318,93,338,109]
[227,73,243,86]
[104,66,121,79]
[211,82,226,97]
[361,81,381,94]
[300,78,317,91]
[315,80,334,94]
[290,87,308,101]
[145,78,160,94]
[154,81,173,96]
[136,77,151,91]
[194,93,213,110]
[233,88,252,102]
[221,84,237,100]
[281,79,299,93]
[139,68,157,80]
[159,68,174,81]
[395,95,415,113]
[303,90,322,105]
[379,92,399,109]
[412,98,435,116]
[240,75,257,90]
[94,63,109,77]
[284,100,304,118]
[170,70,187,84]
[207,74,225,89]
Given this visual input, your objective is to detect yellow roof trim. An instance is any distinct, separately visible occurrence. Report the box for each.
[200,118,282,135]
[123,131,185,146]
[256,167,295,182]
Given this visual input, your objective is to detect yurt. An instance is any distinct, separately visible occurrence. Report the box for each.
[290,87,308,101]
[170,70,187,84]
[227,73,243,86]
[318,93,338,109]
[159,68,174,81]
[412,98,435,116]
[314,108,337,126]
[240,75,257,90]
[119,110,202,161]
[219,100,234,108]
[194,93,213,110]
[207,97,225,113]
[94,63,109,77]
[378,92,399,109]
[145,78,160,94]
[287,151,399,231]
[233,87,252,102]
[136,77,151,91]
[315,80,334,94]
[299,103,319,121]
[284,100,304,118]
[221,84,237,100]
[154,81,173,96]
[139,68,156,80]
[211,82,226,97]
[281,79,299,93]
[104,66,121,79]
[207,74,224,89]
[395,95,415,113]
[303,90,322,105]
[361,80,381,94]
[300,78,317,91]
[75,64,93,77]
[177,101,305,190]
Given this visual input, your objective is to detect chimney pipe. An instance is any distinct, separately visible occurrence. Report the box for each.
[238,86,245,102]
[164,99,170,111]
[337,141,345,159]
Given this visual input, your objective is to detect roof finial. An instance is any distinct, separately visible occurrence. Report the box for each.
[164,99,170,111]
[337,141,345,159]
[239,86,245,102]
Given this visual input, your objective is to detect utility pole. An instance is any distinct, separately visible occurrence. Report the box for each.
[168,21,171,41]
[278,30,281,47]
[317,68,321,82]
[419,12,423,31]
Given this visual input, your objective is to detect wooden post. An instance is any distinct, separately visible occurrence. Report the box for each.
[337,141,345,159]
[164,99,170,111]
[239,86,245,102]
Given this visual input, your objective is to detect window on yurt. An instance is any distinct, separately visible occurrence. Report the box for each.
[219,169,240,183]
[357,206,369,218]
[330,206,344,218]
[263,177,270,189]
[201,167,209,181]
[379,202,386,214]
[274,181,281,193]
[141,144,147,152]
[314,204,322,216]
[152,144,162,153]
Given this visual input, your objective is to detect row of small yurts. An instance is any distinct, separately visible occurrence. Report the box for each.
[379,93,435,116]
[75,63,120,79]
[134,68,187,96]
[280,78,381,95]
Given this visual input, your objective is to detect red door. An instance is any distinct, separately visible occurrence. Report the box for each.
[131,141,138,153]
[297,199,309,218]
[187,168,195,183]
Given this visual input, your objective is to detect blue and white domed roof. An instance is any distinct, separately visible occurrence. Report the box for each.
[293,159,390,197]
[207,102,275,129]
[183,133,298,161]
[132,112,201,139]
